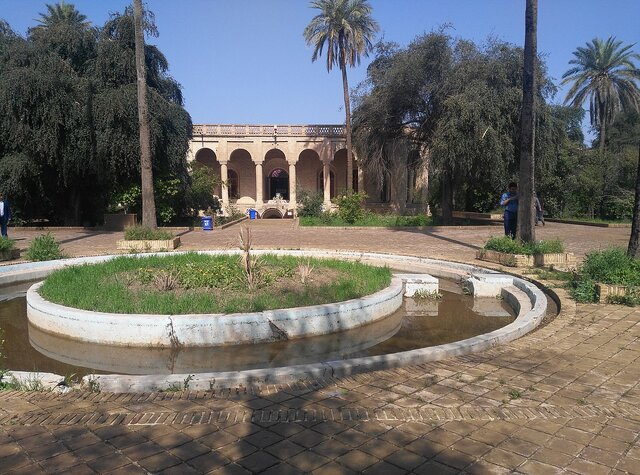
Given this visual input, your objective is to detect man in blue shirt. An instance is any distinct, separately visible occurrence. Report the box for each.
[500,182,518,239]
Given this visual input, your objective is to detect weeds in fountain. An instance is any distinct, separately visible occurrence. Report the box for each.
[297,258,314,284]
[154,270,178,291]
[163,374,194,392]
[83,375,101,393]
[413,289,442,300]
[1,373,47,391]
[239,225,263,290]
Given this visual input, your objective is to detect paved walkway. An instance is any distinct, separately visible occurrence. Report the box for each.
[1,222,638,474]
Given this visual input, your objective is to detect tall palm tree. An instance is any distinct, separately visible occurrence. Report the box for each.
[304,0,378,191]
[517,0,537,243]
[36,1,90,28]
[562,37,640,155]
[133,0,157,228]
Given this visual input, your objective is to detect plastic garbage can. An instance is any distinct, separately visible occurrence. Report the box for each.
[201,216,213,230]
[248,209,257,220]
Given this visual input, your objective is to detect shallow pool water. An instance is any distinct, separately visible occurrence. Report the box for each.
[0,278,521,376]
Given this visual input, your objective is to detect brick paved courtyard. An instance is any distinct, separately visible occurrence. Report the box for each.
[1,221,638,474]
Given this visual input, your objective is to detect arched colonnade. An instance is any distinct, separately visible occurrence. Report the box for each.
[189,124,362,217]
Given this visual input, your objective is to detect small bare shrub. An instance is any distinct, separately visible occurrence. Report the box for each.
[238,225,262,290]
[297,259,314,284]
[154,270,178,291]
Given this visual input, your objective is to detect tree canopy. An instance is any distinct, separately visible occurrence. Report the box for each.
[0,3,191,225]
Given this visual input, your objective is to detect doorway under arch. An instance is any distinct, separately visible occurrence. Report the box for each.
[269,168,289,200]
[261,208,284,219]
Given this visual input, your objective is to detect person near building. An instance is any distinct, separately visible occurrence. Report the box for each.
[500,182,518,239]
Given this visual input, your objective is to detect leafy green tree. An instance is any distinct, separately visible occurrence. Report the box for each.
[0,3,191,225]
[562,37,640,155]
[186,162,222,216]
[304,0,378,191]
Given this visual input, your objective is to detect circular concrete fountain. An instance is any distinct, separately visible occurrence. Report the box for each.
[1,250,548,392]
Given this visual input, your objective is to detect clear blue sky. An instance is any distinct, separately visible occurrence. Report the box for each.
[2,0,639,133]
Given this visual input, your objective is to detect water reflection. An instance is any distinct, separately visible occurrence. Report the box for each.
[1,279,517,376]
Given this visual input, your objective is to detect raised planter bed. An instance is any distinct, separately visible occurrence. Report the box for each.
[476,249,576,268]
[116,237,180,251]
[0,249,20,261]
[597,283,636,301]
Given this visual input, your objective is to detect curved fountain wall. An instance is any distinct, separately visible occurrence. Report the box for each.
[0,250,548,392]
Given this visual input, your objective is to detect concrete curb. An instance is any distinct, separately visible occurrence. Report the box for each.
[0,250,548,393]
[26,278,404,347]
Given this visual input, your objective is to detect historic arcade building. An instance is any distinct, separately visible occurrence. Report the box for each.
[189,124,426,218]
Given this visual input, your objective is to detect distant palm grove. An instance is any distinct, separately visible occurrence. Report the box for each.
[0,1,639,245]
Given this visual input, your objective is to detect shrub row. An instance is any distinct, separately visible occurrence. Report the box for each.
[483,236,565,255]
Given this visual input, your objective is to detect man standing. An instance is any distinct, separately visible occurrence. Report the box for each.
[500,182,518,239]
[0,193,11,238]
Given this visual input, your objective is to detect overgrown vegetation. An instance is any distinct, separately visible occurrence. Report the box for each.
[483,236,565,255]
[332,191,368,224]
[570,248,640,305]
[38,253,392,314]
[25,233,64,261]
[297,190,324,218]
[0,237,15,252]
[124,225,173,241]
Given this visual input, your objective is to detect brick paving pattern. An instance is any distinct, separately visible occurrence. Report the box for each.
[1,221,638,474]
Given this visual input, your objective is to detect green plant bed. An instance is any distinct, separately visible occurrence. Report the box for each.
[483,236,565,255]
[570,248,640,305]
[39,253,392,315]
[25,233,64,261]
[300,213,433,227]
[124,225,174,241]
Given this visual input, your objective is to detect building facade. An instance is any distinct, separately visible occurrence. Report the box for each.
[189,124,427,217]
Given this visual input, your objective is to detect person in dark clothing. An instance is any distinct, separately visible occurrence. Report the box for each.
[534,192,545,226]
[500,182,518,239]
[0,193,10,238]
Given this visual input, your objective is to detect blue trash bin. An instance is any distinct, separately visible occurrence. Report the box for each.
[201,216,213,230]
[248,209,257,220]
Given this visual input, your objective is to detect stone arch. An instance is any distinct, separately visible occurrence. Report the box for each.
[194,148,221,196]
[297,149,322,195]
[264,149,289,201]
[261,208,284,219]
[229,148,256,203]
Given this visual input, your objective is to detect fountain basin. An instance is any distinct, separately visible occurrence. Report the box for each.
[26,277,404,347]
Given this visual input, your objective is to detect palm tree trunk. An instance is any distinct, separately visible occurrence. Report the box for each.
[598,114,606,157]
[628,143,640,258]
[517,0,537,243]
[340,61,353,192]
[133,0,157,228]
